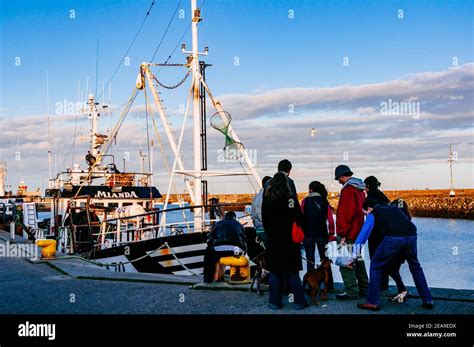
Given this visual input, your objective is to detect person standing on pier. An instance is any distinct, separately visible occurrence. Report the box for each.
[334,165,369,300]
[301,181,335,290]
[364,176,391,290]
[251,176,272,247]
[364,176,390,206]
[354,199,433,311]
[277,159,298,197]
[262,172,307,310]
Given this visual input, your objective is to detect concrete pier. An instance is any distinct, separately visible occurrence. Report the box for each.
[0,230,472,315]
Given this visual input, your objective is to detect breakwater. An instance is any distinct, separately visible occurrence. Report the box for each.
[159,189,474,220]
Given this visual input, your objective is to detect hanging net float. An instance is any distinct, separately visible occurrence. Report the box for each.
[210,111,244,160]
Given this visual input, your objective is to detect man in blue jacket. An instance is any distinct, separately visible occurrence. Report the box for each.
[203,211,247,283]
[352,199,433,311]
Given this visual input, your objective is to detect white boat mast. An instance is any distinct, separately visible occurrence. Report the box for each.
[0,160,6,196]
[47,70,52,189]
[138,0,262,232]
[448,144,455,197]
[191,0,203,231]
[88,95,100,159]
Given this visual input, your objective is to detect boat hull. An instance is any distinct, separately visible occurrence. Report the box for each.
[87,227,264,275]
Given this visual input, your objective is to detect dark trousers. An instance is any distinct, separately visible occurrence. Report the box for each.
[367,235,432,306]
[304,237,334,289]
[369,255,405,292]
[203,247,236,283]
[269,272,306,307]
[370,240,402,291]
[386,260,407,293]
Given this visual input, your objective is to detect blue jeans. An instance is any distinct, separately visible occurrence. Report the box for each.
[303,237,327,271]
[387,261,407,293]
[269,272,307,307]
[367,235,432,306]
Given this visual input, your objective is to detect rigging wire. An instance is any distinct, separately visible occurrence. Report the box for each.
[72,87,140,200]
[157,0,205,71]
[157,24,190,73]
[149,0,182,63]
[239,160,258,193]
[148,102,179,195]
[97,0,156,101]
[144,79,190,227]
[60,94,138,175]
[143,84,153,205]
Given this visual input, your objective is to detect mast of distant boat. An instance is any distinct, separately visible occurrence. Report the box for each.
[47,70,52,188]
[448,144,455,197]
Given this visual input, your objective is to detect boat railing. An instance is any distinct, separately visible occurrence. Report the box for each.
[95,202,251,248]
[52,170,154,188]
[103,202,250,224]
[60,201,251,251]
[91,217,223,247]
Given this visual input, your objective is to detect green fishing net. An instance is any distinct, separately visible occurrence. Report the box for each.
[210,111,244,160]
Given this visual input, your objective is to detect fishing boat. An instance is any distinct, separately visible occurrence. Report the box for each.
[46,0,264,276]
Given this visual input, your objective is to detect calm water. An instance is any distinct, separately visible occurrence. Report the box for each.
[321,217,474,291]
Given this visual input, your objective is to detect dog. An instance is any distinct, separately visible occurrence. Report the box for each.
[302,258,333,305]
[249,251,269,295]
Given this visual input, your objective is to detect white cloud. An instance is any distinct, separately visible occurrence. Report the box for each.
[0,64,473,192]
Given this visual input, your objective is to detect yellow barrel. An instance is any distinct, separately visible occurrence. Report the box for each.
[35,239,57,259]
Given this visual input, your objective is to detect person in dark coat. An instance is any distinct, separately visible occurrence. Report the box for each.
[203,211,247,283]
[277,159,298,197]
[301,181,335,290]
[364,176,391,290]
[262,172,307,310]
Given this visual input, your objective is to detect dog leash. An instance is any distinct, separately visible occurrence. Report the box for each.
[251,250,266,263]
[301,256,316,266]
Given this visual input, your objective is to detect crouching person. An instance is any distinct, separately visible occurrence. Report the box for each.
[203,211,247,283]
[353,199,434,311]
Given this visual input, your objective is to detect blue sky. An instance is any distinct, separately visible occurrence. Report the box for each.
[0,0,473,193]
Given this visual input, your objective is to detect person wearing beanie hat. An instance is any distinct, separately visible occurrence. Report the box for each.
[364,175,391,290]
[334,165,369,300]
[334,164,353,180]
[364,176,390,206]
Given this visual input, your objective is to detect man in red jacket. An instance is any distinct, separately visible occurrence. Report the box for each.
[334,165,369,300]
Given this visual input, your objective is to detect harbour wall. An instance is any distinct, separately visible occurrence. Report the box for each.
[160,189,474,220]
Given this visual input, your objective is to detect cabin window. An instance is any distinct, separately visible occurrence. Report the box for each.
[123,202,133,207]
[108,203,119,209]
